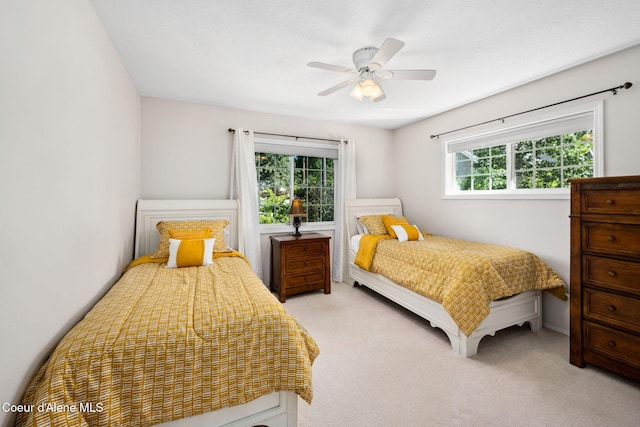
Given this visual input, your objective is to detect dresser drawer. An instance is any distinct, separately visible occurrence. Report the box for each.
[582,189,640,215]
[284,271,327,289]
[584,321,640,368]
[583,255,640,295]
[286,242,326,258]
[582,223,640,258]
[583,289,640,332]
[286,257,325,273]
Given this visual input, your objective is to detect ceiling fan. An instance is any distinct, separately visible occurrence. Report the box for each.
[308,38,436,103]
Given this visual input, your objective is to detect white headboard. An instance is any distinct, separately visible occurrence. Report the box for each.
[345,198,403,238]
[134,199,242,258]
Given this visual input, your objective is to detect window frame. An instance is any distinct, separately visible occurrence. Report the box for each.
[254,136,338,234]
[442,101,604,199]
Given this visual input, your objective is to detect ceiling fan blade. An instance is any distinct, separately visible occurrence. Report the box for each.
[384,69,437,80]
[318,79,357,96]
[308,61,355,73]
[369,38,404,69]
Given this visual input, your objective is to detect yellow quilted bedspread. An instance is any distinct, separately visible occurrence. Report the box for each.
[355,235,566,336]
[16,254,319,427]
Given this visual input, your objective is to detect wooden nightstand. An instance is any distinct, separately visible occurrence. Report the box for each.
[270,233,331,303]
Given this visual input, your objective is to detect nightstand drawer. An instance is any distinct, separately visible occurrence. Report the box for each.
[286,242,326,258]
[285,271,327,289]
[286,257,325,273]
[583,255,640,294]
[584,289,640,331]
[584,321,640,368]
[582,223,640,258]
[582,189,640,215]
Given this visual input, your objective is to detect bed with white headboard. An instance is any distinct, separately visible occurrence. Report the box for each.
[345,198,550,357]
[16,199,315,427]
[134,199,243,258]
[135,199,298,427]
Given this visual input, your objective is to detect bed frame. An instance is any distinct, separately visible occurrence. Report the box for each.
[345,198,542,357]
[134,199,298,427]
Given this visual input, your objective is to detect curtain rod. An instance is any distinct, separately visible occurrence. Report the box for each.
[430,81,633,140]
[227,128,342,143]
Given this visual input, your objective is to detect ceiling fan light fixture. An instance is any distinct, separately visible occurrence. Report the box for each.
[350,78,383,101]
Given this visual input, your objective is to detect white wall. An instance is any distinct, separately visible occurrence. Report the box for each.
[393,44,640,334]
[0,2,140,425]
[141,97,395,282]
[141,97,395,199]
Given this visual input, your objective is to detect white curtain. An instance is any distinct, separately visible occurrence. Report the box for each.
[333,139,357,282]
[230,128,262,277]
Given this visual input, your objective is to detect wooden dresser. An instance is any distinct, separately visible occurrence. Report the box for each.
[569,175,640,381]
[270,233,331,303]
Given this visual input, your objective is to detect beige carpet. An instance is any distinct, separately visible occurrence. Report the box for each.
[284,282,640,427]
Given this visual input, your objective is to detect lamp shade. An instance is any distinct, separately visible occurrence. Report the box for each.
[288,199,307,216]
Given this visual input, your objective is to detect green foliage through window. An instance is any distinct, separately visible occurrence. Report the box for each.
[256,152,334,224]
[455,131,593,191]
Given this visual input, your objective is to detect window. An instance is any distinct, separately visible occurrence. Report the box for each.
[444,102,603,199]
[255,137,337,225]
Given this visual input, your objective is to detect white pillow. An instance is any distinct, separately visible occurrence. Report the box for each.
[167,238,215,268]
[391,224,424,242]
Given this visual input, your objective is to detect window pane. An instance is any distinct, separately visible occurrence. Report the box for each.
[457,176,472,191]
[492,173,507,190]
[257,153,290,224]
[455,146,507,191]
[473,175,489,190]
[537,147,561,168]
[516,170,534,189]
[492,155,506,170]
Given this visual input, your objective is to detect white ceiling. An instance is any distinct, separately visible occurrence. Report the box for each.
[90,0,640,130]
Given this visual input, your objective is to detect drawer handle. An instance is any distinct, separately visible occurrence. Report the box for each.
[608,340,616,348]
[607,305,616,312]
[607,235,616,242]
[607,271,617,277]
[605,199,615,205]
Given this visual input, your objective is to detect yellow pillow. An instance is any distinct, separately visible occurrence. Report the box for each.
[167,238,215,268]
[391,224,424,242]
[169,228,212,240]
[381,215,409,238]
[152,220,230,258]
[358,215,388,235]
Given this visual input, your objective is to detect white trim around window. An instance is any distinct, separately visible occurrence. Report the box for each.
[442,101,604,200]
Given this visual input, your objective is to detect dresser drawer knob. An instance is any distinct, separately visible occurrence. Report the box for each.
[607,235,616,242]
[608,340,616,348]
[607,271,617,277]
[605,199,615,205]
[607,305,616,312]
